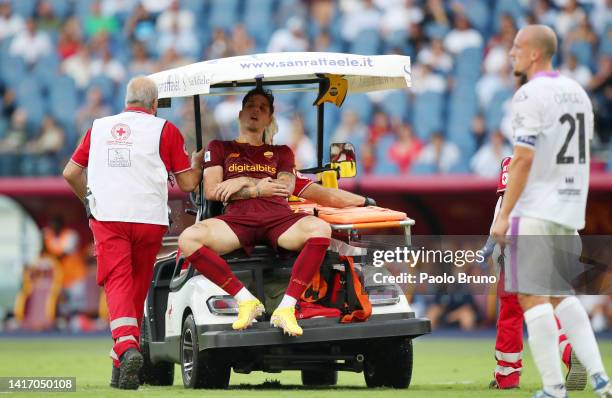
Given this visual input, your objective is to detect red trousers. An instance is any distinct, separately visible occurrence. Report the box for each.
[495,272,572,388]
[90,219,166,367]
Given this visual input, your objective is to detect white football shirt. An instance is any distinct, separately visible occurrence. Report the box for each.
[510,71,593,230]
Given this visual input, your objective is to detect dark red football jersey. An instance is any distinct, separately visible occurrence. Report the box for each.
[204,139,295,205]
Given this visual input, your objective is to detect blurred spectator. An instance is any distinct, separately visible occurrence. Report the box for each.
[207,27,232,59]
[230,24,255,56]
[0,108,27,175]
[156,0,194,34]
[414,132,461,173]
[75,87,111,135]
[470,130,512,177]
[427,292,479,330]
[310,0,337,37]
[156,47,191,70]
[332,110,368,143]
[22,116,65,175]
[9,17,52,66]
[91,45,126,84]
[444,11,484,55]
[213,96,241,141]
[388,123,423,173]
[1,87,17,120]
[417,37,453,74]
[483,14,516,75]
[128,41,156,75]
[423,0,450,27]
[471,114,488,150]
[476,60,513,109]
[57,17,83,60]
[411,63,447,94]
[563,14,598,64]
[101,0,139,19]
[61,46,94,90]
[533,0,558,27]
[85,0,120,38]
[379,0,424,40]
[368,110,392,143]
[157,19,199,59]
[0,0,24,41]
[555,0,586,39]
[35,0,61,33]
[289,114,317,169]
[560,52,593,87]
[124,3,156,43]
[340,0,381,42]
[267,17,309,53]
[42,216,87,323]
[141,0,173,14]
[589,0,612,35]
[311,29,341,52]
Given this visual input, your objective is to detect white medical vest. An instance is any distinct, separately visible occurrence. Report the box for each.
[86,111,169,226]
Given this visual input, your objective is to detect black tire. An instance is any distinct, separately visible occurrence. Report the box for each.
[364,338,413,389]
[181,314,231,389]
[140,317,174,386]
[301,369,338,386]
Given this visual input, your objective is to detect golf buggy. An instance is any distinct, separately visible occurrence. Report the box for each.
[140,52,431,389]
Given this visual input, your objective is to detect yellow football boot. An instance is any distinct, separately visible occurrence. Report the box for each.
[270,306,303,336]
[232,299,264,330]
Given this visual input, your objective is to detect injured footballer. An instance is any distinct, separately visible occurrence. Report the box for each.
[178,87,331,337]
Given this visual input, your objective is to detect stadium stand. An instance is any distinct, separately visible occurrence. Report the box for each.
[0,0,609,177]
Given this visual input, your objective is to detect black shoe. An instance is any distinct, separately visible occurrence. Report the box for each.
[110,365,120,388]
[118,348,143,390]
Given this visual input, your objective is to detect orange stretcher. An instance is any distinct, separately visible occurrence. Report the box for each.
[289,202,415,243]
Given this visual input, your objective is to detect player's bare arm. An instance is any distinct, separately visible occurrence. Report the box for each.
[62,161,87,202]
[491,146,534,243]
[276,171,295,196]
[175,149,204,193]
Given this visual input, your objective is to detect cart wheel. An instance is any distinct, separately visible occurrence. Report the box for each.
[181,314,230,389]
[140,317,174,386]
[364,338,413,389]
[301,369,338,386]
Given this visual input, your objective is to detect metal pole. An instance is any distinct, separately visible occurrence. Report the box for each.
[317,102,324,168]
[193,94,204,215]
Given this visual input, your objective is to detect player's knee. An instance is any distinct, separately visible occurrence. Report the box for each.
[302,218,331,239]
[178,223,211,252]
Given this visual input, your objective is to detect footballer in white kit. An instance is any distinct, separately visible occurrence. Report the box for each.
[490,25,611,398]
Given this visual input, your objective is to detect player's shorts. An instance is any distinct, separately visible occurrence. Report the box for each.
[504,216,583,296]
[217,198,310,255]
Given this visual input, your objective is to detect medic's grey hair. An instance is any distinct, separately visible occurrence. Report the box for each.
[125,76,158,109]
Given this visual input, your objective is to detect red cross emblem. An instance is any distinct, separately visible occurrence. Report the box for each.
[111,124,131,141]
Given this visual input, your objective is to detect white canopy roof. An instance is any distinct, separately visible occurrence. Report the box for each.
[148,52,411,98]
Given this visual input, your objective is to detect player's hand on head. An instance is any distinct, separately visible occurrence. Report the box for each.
[256,177,290,198]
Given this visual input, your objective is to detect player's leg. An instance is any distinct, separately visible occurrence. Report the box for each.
[271,215,331,336]
[520,294,567,398]
[492,285,523,389]
[551,296,612,396]
[90,220,142,389]
[178,218,263,330]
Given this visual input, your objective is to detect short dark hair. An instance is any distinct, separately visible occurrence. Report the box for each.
[242,87,274,114]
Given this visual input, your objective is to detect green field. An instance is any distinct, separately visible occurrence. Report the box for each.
[0,336,610,397]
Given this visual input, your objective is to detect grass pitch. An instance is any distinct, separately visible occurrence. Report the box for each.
[0,335,610,397]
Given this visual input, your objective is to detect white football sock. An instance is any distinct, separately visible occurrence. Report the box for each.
[276,295,297,310]
[555,296,607,383]
[524,303,566,394]
[234,287,257,303]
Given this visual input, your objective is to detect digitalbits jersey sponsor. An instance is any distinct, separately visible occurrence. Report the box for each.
[510,72,593,230]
